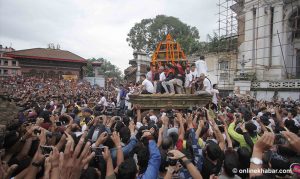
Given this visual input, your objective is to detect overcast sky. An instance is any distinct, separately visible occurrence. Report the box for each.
[0,0,218,72]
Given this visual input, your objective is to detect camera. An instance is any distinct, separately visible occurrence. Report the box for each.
[90,147,105,157]
[40,145,53,156]
[59,116,69,125]
[166,153,178,166]
[55,121,62,126]
[274,133,287,145]
[234,113,240,118]
[166,110,175,119]
[33,129,41,136]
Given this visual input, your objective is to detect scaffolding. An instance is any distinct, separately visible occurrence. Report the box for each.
[216,0,300,93]
[216,0,238,93]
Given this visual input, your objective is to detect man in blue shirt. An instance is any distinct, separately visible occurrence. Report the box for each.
[117,131,161,179]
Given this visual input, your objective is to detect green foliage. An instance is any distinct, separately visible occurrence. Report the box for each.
[126,15,200,55]
[196,32,238,54]
[86,58,123,80]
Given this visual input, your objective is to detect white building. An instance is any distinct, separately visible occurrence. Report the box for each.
[232,0,300,100]
[124,51,151,83]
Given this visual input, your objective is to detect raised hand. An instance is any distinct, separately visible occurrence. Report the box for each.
[111,132,121,147]
[59,131,95,179]
[102,146,111,162]
[282,131,300,153]
[0,159,18,179]
[198,120,205,129]
[168,150,185,160]
[253,132,274,153]
[129,121,135,134]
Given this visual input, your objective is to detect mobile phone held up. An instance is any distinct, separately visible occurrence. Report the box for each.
[90,147,105,157]
[40,145,53,156]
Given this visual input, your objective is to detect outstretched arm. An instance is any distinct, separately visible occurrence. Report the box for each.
[141,132,161,179]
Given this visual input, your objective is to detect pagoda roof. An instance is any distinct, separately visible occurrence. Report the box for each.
[5,48,87,63]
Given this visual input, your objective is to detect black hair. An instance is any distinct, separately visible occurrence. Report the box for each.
[103,137,115,149]
[122,116,130,126]
[136,126,149,141]
[73,106,80,115]
[223,150,239,177]
[143,116,150,124]
[245,122,257,137]
[45,104,51,110]
[206,141,222,161]
[213,84,217,89]
[117,158,137,179]
[168,132,178,146]
[284,120,299,134]
[161,136,174,150]
[237,147,251,169]
[289,108,297,118]
[159,151,168,173]
[140,74,146,79]
[4,131,19,149]
[119,126,130,144]
[137,146,149,175]
[80,167,99,179]
[113,121,125,132]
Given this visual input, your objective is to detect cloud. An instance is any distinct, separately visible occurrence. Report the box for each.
[0,0,219,72]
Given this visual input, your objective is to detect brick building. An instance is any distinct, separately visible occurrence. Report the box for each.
[0,45,21,76]
[4,46,87,79]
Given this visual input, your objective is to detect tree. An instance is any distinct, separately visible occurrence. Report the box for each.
[126,15,200,55]
[195,32,238,54]
[86,58,123,80]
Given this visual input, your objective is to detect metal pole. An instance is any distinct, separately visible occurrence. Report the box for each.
[276,30,289,79]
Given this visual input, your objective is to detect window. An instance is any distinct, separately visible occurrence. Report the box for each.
[12,69,17,75]
[219,72,229,81]
[12,61,17,66]
[4,60,8,66]
[219,61,229,70]
[289,9,300,40]
[3,69,8,75]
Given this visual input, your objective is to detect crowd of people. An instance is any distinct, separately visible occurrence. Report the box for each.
[0,72,300,179]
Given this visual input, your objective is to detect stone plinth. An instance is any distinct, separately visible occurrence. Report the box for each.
[129,92,212,109]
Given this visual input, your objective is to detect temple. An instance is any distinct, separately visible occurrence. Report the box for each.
[4,46,87,79]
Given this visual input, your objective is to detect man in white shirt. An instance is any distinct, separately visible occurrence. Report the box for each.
[211,84,219,110]
[199,73,212,94]
[190,64,198,79]
[184,67,193,94]
[146,66,152,81]
[156,66,166,94]
[195,56,208,76]
[98,92,108,113]
[140,74,154,94]
[159,69,166,81]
